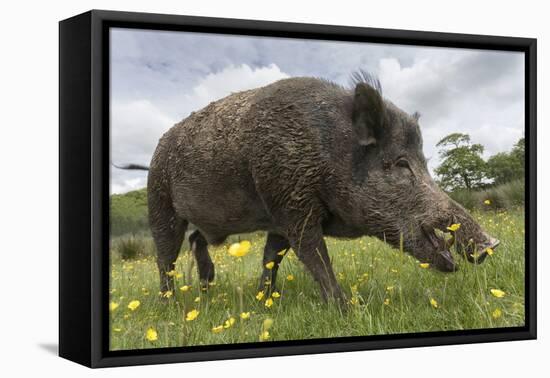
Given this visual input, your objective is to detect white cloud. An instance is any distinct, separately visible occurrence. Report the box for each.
[110,99,174,194]
[379,56,452,114]
[377,50,524,174]
[111,177,146,194]
[110,29,524,193]
[191,63,289,109]
[111,63,289,193]
[111,99,175,165]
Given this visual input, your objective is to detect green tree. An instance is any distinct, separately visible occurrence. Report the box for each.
[110,188,149,236]
[435,133,487,191]
[486,137,524,185]
[511,137,525,166]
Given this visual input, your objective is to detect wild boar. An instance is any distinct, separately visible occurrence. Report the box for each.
[120,71,499,303]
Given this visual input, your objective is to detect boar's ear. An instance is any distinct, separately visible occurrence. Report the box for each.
[352,83,385,146]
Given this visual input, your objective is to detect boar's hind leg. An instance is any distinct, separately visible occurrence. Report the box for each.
[289,226,345,304]
[258,233,290,295]
[150,211,187,295]
[149,178,188,295]
[189,230,215,288]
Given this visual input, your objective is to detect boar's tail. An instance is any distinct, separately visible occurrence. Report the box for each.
[112,162,150,171]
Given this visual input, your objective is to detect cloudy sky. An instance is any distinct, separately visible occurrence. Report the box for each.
[110,27,524,194]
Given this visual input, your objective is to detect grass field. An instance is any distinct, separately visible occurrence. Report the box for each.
[109,207,525,350]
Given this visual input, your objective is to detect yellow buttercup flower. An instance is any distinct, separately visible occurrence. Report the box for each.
[286,274,294,281]
[256,291,265,301]
[228,240,251,257]
[419,263,430,269]
[386,286,394,292]
[383,298,390,306]
[212,325,224,333]
[447,223,461,232]
[179,285,191,292]
[162,290,173,298]
[486,247,494,256]
[265,298,274,308]
[484,199,491,205]
[113,327,122,332]
[430,298,439,308]
[240,312,251,320]
[145,327,158,341]
[277,250,286,256]
[263,318,274,330]
[271,291,281,298]
[185,309,200,321]
[490,289,506,298]
[224,317,236,328]
[265,261,275,270]
[492,308,502,319]
[259,331,270,341]
[109,302,119,312]
[166,270,177,277]
[469,252,481,260]
[127,300,140,311]
[228,243,241,256]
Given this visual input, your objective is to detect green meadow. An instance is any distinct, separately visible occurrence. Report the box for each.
[109,204,525,350]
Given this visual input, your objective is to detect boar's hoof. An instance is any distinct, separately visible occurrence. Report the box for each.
[258,280,278,297]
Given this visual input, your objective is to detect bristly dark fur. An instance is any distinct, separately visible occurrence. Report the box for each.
[139,74,497,301]
[348,69,383,95]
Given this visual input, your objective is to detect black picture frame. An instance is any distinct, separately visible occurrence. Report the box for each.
[59,9,537,368]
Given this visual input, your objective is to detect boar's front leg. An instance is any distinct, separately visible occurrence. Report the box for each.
[289,225,345,305]
[258,233,290,295]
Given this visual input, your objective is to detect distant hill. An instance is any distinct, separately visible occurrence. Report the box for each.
[110,188,149,236]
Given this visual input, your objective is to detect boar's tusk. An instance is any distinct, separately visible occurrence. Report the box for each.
[438,249,454,265]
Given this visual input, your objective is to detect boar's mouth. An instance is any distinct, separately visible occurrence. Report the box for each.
[422,227,458,272]
[421,227,500,272]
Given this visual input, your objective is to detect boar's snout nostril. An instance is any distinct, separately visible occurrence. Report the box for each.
[482,232,500,249]
[489,237,500,249]
[465,235,499,265]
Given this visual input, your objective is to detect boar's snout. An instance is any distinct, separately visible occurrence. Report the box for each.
[464,232,500,264]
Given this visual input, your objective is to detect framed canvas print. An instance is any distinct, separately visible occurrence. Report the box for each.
[59,10,537,368]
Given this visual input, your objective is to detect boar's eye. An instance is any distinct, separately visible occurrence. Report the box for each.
[395,158,411,169]
[395,158,414,176]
